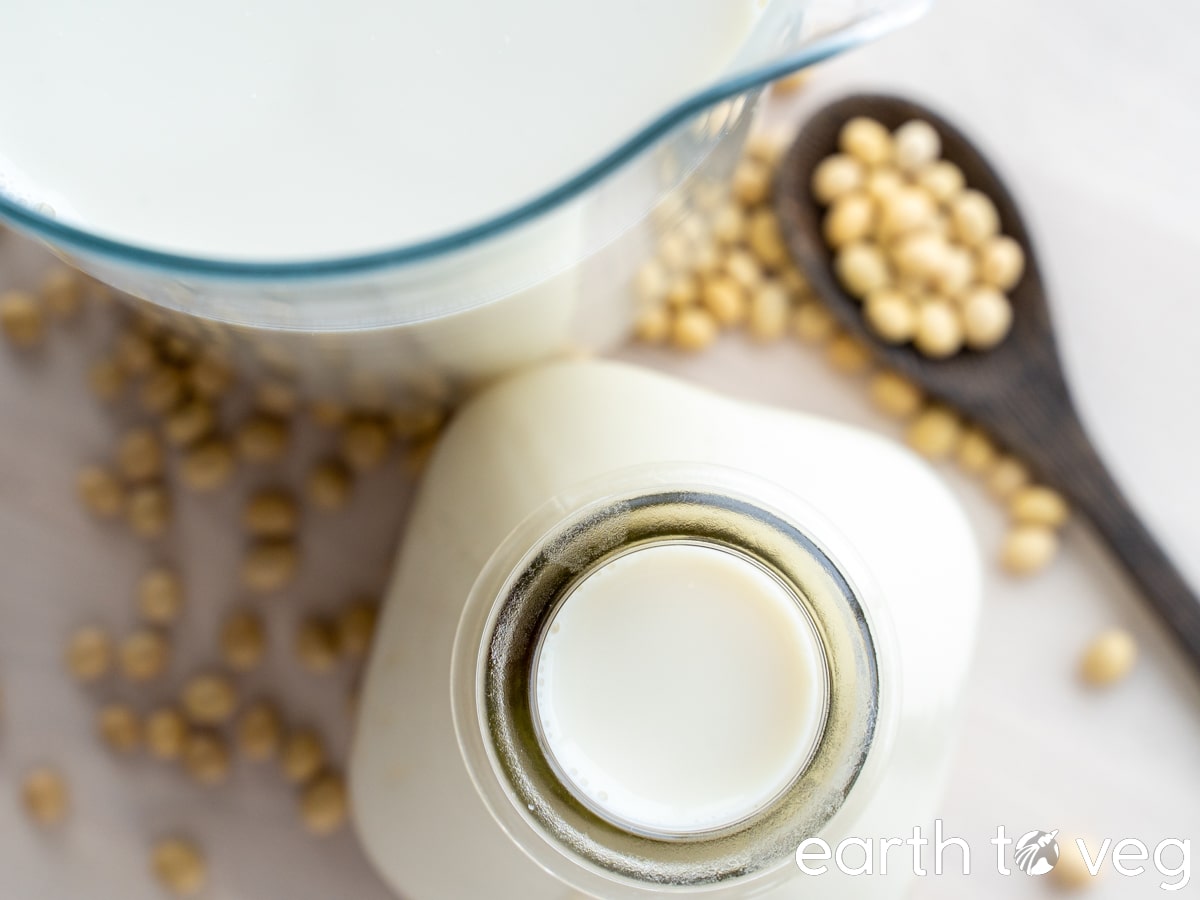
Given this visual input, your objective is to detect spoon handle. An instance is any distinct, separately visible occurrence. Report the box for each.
[1008,412,1200,669]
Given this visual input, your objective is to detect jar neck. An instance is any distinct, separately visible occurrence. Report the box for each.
[451,464,887,898]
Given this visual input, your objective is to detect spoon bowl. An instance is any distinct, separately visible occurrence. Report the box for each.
[775,93,1200,673]
[775,93,1063,420]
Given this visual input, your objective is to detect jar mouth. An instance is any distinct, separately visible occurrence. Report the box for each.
[529,538,832,841]
[451,465,885,897]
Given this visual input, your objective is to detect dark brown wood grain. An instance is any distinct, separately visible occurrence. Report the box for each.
[774,93,1200,673]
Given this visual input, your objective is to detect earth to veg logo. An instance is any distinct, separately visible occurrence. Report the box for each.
[794,820,1191,890]
[1013,829,1059,875]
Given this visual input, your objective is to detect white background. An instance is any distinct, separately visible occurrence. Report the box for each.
[1,0,1198,898]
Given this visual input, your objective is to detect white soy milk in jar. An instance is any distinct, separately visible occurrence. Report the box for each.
[352,359,983,899]
[0,0,760,258]
[534,542,827,836]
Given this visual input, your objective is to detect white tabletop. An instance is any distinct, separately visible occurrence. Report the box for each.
[1,0,1198,898]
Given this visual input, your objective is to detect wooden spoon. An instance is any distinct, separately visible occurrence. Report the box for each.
[775,93,1200,671]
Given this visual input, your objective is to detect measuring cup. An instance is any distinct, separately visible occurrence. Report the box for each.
[0,0,927,406]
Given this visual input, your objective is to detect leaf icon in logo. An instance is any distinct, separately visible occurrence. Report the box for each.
[1014,829,1060,876]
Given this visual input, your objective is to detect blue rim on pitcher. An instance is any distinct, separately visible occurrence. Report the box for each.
[0,1,927,281]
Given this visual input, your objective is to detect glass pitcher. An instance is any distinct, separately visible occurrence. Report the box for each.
[0,0,928,404]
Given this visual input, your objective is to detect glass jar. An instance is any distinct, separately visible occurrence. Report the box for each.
[351,359,981,899]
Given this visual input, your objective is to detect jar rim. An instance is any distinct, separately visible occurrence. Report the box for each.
[450,463,893,898]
